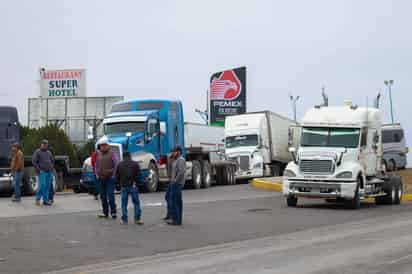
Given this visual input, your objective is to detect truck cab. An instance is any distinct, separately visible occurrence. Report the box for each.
[100,99,185,192]
[283,104,403,209]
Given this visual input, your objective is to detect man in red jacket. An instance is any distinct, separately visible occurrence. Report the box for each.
[91,144,100,200]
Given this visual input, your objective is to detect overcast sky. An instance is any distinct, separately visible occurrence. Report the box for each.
[0,0,410,158]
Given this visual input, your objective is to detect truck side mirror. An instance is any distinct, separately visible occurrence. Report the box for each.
[289,147,297,164]
[406,147,410,154]
[160,122,166,136]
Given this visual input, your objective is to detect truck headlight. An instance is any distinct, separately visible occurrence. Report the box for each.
[336,171,352,179]
[283,169,296,177]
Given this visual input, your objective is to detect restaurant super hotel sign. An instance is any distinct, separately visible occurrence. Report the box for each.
[40,69,86,97]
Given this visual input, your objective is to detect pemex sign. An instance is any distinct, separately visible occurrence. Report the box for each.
[210,66,246,126]
[40,69,86,98]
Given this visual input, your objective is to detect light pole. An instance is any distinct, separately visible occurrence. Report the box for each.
[290,95,300,122]
[384,80,394,123]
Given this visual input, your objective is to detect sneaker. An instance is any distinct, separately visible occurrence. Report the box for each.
[35,200,41,206]
[163,216,170,221]
[12,198,21,202]
[134,219,144,225]
[120,219,128,225]
[98,213,109,218]
[43,202,52,206]
[166,220,180,226]
[111,214,117,219]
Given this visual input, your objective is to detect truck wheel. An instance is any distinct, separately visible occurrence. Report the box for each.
[345,179,361,209]
[23,167,39,196]
[286,196,298,207]
[394,175,403,205]
[231,166,237,185]
[387,159,396,172]
[191,160,202,189]
[201,161,212,188]
[145,162,159,193]
[376,177,397,205]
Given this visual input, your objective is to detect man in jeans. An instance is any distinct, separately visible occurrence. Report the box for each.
[168,146,186,226]
[115,152,143,225]
[32,140,55,206]
[96,137,119,219]
[11,143,24,202]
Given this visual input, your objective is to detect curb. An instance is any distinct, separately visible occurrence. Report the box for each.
[251,178,412,202]
[251,178,282,192]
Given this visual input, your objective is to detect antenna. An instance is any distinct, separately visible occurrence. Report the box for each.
[374,90,381,108]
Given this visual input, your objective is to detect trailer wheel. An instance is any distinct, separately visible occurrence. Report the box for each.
[191,160,202,189]
[286,196,298,207]
[23,167,39,196]
[345,178,361,209]
[201,161,212,188]
[230,166,236,185]
[145,162,159,193]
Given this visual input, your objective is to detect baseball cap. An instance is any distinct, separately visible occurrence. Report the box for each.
[41,139,49,144]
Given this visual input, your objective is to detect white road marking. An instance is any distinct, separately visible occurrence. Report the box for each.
[144,202,163,207]
[388,253,412,265]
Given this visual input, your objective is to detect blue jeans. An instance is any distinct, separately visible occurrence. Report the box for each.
[170,184,183,225]
[13,171,22,200]
[121,185,142,222]
[36,171,53,203]
[165,184,172,218]
[99,178,117,216]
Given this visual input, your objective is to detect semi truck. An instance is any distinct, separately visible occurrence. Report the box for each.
[90,99,236,192]
[283,103,403,209]
[225,111,298,180]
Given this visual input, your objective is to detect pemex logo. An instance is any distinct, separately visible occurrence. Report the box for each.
[210,70,242,100]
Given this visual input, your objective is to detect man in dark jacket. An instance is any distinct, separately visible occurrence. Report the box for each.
[32,139,55,206]
[11,143,24,202]
[115,152,143,225]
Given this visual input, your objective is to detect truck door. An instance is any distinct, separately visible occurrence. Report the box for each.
[146,118,160,160]
[359,127,378,176]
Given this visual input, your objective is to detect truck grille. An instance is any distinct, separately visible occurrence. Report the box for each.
[239,156,249,171]
[300,160,333,174]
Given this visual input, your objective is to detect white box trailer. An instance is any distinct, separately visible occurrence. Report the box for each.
[184,122,224,154]
[225,111,297,179]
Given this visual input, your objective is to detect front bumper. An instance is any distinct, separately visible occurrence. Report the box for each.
[235,168,264,180]
[283,179,357,199]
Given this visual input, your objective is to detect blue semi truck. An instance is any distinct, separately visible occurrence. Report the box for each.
[83,99,236,192]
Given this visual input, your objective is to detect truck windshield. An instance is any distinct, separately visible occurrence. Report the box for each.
[104,122,146,135]
[226,135,258,148]
[301,127,360,148]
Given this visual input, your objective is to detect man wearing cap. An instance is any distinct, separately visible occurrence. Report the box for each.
[32,139,55,206]
[11,143,24,202]
[168,146,186,226]
[96,137,119,219]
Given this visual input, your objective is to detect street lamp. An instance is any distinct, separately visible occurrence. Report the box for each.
[384,80,394,123]
[289,95,300,122]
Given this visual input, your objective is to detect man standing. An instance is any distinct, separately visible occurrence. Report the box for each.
[91,144,100,200]
[168,147,186,226]
[115,152,143,225]
[96,137,119,219]
[163,151,175,221]
[11,143,24,202]
[32,140,55,206]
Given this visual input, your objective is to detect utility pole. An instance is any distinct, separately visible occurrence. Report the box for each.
[289,94,300,122]
[384,80,394,123]
[321,85,328,106]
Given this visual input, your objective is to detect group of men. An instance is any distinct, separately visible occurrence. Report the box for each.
[90,137,186,226]
[11,139,55,205]
[10,137,186,226]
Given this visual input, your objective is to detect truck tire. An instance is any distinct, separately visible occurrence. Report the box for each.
[201,161,212,189]
[394,175,403,205]
[387,159,396,172]
[286,196,298,207]
[376,177,397,205]
[270,165,281,177]
[23,167,39,196]
[191,160,202,189]
[345,178,361,209]
[230,166,236,185]
[145,162,159,193]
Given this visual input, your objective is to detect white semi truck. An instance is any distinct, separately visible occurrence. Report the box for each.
[225,111,298,180]
[283,104,403,209]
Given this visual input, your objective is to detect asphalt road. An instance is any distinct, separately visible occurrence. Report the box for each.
[1,185,412,274]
